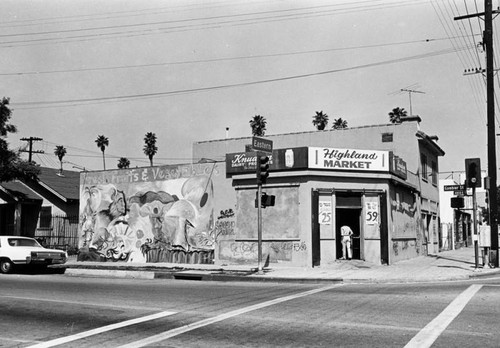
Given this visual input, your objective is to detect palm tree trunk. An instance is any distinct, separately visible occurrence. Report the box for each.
[102,152,106,170]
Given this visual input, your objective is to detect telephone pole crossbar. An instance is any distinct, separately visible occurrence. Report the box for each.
[20,136,44,163]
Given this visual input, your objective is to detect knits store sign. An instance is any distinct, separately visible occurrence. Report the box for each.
[309,147,389,172]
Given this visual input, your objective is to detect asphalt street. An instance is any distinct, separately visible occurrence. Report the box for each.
[0,273,499,347]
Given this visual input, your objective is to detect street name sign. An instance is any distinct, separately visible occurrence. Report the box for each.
[444,184,465,191]
[251,136,273,154]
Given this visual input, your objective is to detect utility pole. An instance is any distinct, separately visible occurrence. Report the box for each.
[20,136,44,163]
[455,0,499,267]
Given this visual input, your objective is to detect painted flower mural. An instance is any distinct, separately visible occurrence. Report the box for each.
[78,164,217,264]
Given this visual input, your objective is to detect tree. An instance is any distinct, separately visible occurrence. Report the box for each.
[117,157,130,169]
[53,145,67,174]
[0,97,40,182]
[95,135,109,170]
[312,111,329,130]
[332,117,348,129]
[143,132,158,166]
[388,107,407,124]
[249,115,267,136]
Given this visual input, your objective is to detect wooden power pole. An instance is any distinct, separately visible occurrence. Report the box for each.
[455,1,499,267]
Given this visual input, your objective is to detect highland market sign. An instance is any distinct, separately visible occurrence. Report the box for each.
[226,147,392,175]
[308,147,389,172]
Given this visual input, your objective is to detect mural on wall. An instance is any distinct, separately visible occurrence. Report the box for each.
[78,164,218,264]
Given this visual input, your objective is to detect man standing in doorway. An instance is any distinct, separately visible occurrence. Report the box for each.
[340,225,354,260]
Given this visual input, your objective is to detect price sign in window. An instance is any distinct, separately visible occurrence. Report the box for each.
[319,201,332,225]
[365,202,379,225]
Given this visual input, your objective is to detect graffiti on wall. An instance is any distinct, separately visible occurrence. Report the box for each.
[78,164,218,264]
[215,209,235,239]
[218,240,307,263]
[392,239,416,257]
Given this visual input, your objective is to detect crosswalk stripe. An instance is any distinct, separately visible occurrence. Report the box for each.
[26,311,177,348]
[117,284,342,348]
[404,284,483,348]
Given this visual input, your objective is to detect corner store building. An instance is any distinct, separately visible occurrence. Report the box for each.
[193,118,444,267]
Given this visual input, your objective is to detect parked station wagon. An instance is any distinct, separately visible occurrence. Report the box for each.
[0,236,67,273]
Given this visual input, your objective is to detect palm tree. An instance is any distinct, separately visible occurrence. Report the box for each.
[143,132,158,166]
[312,111,329,130]
[53,145,67,174]
[332,118,348,129]
[95,135,109,170]
[117,157,130,169]
[249,115,267,136]
[388,107,407,124]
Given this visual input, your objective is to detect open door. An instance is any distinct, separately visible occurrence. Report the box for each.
[336,208,361,260]
[311,189,321,266]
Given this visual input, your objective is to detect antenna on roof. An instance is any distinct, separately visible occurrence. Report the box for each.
[388,84,426,116]
[400,88,425,116]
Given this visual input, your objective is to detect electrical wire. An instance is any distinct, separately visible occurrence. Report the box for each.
[11,45,474,110]
[0,37,454,76]
[0,0,419,48]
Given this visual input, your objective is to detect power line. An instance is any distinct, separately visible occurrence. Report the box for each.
[0,37,455,76]
[11,45,474,110]
[0,0,420,48]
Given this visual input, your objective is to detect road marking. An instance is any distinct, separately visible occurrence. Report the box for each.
[0,295,160,312]
[26,311,177,348]
[404,284,483,348]
[117,284,342,348]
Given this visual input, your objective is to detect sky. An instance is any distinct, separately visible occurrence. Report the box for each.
[1,0,497,178]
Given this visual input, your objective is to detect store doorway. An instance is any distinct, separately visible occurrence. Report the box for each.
[336,208,361,260]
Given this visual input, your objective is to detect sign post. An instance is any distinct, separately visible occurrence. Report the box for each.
[250,138,273,274]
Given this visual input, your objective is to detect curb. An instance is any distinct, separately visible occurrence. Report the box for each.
[59,263,500,285]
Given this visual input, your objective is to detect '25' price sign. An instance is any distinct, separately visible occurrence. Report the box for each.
[319,201,332,225]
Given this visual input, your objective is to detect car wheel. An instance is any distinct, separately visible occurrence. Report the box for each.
[0,259,14,274]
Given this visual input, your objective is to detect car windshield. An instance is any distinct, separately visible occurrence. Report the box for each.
[7,238,40,247]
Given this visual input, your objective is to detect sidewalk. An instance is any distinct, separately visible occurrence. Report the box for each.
[62,247,500,284]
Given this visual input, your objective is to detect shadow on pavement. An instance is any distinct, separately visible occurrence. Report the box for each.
[7,265,66,275]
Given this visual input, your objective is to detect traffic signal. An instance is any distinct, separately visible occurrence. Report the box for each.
[261,192,275,208]
[465,158,481,188]
[256,155,270,185]
[255,192,276,208]
[450,196,464,209]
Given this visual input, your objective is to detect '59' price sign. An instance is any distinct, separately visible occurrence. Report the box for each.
[365,202,379,225]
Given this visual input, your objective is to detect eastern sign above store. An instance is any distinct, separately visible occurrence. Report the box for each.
[308,147,389,171]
